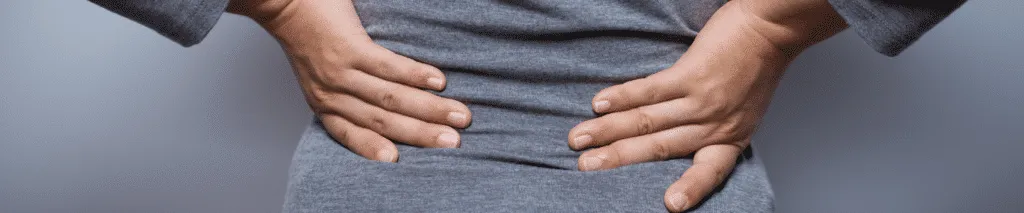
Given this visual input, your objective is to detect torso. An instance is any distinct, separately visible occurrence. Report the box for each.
[284,1,774,212]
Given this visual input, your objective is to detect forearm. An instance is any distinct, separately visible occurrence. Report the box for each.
[227,0,370,50]
[691,0,848,61]
[739,0,849,52]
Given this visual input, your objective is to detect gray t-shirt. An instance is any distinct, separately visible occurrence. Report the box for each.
[91,0,964,212]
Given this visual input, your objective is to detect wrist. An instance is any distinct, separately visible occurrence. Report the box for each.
[242,0,372,51]
[227,0,292,25]
[687,2,797,65]
[727,0,848,55]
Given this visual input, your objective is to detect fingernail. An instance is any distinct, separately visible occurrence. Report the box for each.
[580,156,603,171]
[376,149,397,162]
[447,112,467,126]
[427,77,444,90]
[593,100,610,112]
[437,132,460,148]
[667,193,687,211]
[572,134,592,149]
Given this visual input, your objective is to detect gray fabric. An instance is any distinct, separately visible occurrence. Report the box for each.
[828,0,967,56]
[89,0,230,47]
[90,0,966,57]
[284,0,773,212]
[91,0,959,212]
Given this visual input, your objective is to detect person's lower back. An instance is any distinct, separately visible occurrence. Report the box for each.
[283,0,774,212]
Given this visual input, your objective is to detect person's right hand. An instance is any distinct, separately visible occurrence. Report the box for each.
[229,0,472,162]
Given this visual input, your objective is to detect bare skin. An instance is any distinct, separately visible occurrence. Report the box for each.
[229,0,848,212]
[229,0,473,162]
[569,0,848,211]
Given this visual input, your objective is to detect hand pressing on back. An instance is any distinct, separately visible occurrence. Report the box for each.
[229,0,471,162]
[568,0,847,212]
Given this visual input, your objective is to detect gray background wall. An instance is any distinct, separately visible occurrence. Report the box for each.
[1,1,1020,212]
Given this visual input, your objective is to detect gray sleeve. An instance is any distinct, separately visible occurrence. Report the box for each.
[827,0,966,56]
[90,0,231,47]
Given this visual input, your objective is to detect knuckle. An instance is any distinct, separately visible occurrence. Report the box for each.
[635,111,656,134]
[720,122,743,136]
[369,115,388,133]
[377,89,401,108]
[363,57,402,78]
[709,106,730,118]
[321,69,354,88]
[640,82,662,99]
[409,65,435,82]
[330,125,351,143]
[711,120,749,141]
[663,106,688,123]
[675,99,700,117]
[694,101,727,120]
[608,147,628,167]
[372,58,394,73]
[693,125,718,142]
[307,89,334,110]
[651,141,671,161]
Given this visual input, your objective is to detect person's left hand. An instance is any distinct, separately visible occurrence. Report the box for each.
[567,2,803,211]
[568,50,785,211]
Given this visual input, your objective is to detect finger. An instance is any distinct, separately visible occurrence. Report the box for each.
[591,71,686,113]
[355,47,448,91]
[663,144,743,212]
[569,98,701,150]
[320,114,399,162]
[328,69,472,128]
[322,92,462,148]
[577,125,711,171]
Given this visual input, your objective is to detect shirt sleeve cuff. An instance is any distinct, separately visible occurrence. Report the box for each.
[827,0,966,57]
[90,0,231,47]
